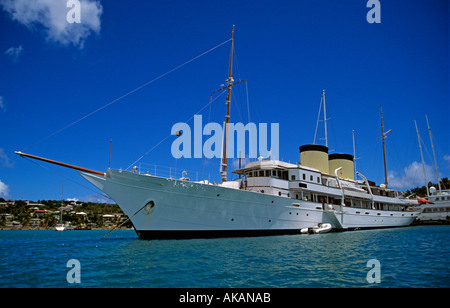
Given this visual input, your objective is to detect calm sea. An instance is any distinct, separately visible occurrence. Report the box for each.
[0,225,448,288]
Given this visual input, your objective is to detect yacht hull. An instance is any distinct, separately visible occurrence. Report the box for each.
[324,205,419,230]
[79,170,325,239]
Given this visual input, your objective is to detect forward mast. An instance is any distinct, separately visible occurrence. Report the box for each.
[220,25,235,182]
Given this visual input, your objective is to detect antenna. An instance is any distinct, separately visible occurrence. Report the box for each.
[108,139,112,169]
[352,130,358,180]
[322,89,328,148]
[313,89,329,147]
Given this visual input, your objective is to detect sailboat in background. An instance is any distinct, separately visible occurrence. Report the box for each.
[411,115,450,224]
[55,184,66,231]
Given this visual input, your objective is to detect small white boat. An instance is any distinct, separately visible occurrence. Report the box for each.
[55,224,66,231]
[300,223,332,234]
[55,185,66,231]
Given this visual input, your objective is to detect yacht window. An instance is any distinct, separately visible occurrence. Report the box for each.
[277,170,281,177]
[259,171,264,177]
[247,172,252,177]
[303,174,306,180]
[266,170,271,177]
[310,175,313,181]
[291,175,296,181]
[278,192,281,196]
[317,177,320,183]
[272,170,277,177]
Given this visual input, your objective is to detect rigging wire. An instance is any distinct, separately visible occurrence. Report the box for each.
[313,94,323,144]
[22,156,112,200]
[21,38,232,152]
[245,80,250,123]
[125,89,227,170]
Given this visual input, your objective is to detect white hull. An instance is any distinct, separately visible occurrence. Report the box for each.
[79,169,419,239]
[414,203,450,224]
[55,225,66,231]
[80,170,325,239]
[300,223,332,234]
[324,205,419,230]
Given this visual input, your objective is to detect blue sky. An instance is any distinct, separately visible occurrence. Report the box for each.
[0,0,448,202]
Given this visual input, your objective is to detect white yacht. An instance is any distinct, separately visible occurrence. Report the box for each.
[15,27,420,239]
[233,144,420,231]
[413,188,450,224]
[408,116,450,224]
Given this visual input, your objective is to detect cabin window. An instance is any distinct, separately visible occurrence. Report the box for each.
[247,172,252,177]
[299,183,307,188]
[272,170,277,177]
[266,170,271,177]
[302,174,306,180]
[259,171,264,177]
[318,196,327,203]
[278,192,281,196]
[310,175,313,181]
[317,177,320,183]
[291,175,296,181]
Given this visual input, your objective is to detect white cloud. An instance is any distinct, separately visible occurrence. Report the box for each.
[388,161,438,189]
[0,0,103,48]
[5,45,24,62]
[0,179,10,197]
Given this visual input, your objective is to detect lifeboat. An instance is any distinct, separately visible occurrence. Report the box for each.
[300,223,332,234]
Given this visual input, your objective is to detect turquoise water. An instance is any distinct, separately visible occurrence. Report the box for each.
[0,226,448,288]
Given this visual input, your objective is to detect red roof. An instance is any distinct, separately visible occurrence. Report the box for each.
[35,209,49,213]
